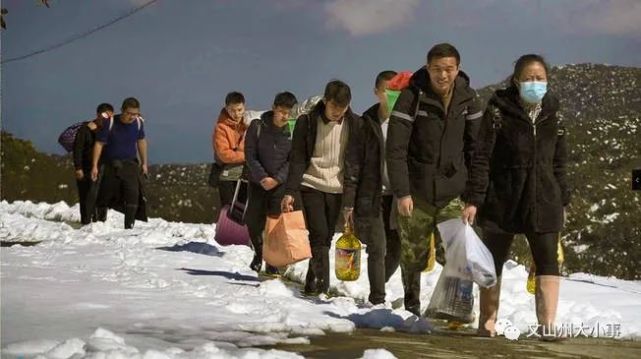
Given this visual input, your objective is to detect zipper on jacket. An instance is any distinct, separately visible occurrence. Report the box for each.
[531,112,549,230]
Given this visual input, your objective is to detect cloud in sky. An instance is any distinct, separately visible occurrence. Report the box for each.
[572,0,641,35]
[324,0,420,36]
[321,0,641,37]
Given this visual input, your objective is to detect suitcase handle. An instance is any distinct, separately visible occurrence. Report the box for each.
[230,179,249,220]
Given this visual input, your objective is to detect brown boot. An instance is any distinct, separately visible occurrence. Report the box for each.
[477,278,501,337]
[535,275,564,341]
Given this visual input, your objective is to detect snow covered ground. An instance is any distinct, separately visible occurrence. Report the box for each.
[2,200,640,358]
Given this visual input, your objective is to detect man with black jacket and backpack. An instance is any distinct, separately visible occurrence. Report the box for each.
[244,91,298,275]
[343,70,399,305]
[281,80,363,296]
[73,103,113,225]
[386,43,483,316]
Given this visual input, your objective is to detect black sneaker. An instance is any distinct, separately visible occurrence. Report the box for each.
[316,279,329,296]
[264,265,280,276]
[406,305,421,317]
[303,278,318,296]
[250,255,262,272]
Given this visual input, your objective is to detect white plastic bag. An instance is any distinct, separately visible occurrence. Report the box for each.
[425,271,475,323]
[436,219,497,288]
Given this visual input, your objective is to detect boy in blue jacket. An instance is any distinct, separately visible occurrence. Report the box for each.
[244,92,298,273]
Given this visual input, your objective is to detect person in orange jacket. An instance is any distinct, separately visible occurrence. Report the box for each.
[213,91,248,207]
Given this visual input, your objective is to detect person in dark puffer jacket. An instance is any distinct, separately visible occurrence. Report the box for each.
[344,70,399,305]
[244,91,298,275]
[73,103,113,225]
[386,43,483,316]
[462,54,570,341]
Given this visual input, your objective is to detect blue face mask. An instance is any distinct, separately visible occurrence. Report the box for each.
[519,81,547,103]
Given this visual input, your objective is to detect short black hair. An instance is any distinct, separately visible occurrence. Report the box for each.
[273,91,298,108]
[121,97,140,111]
[427,43,460,66]
[512,54,549,83]
[96,103,114,115]
[375,70,397,90]
[225,91,245,106]
[323,80,351,107]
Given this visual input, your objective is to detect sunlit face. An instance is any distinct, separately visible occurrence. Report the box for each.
[121,107,141,124]
[374,79,392,118]
[516,61,548,84]
[272,105,292,127]
[324,99,349,122]
[99,111,114,119]
[427,56,459,95]
[225,102,245,123]
[375,79,391,106]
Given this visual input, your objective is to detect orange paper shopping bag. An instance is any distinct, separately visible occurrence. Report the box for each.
[263,210,311,267]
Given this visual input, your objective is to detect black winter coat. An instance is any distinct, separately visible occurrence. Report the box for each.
[462,86,570,233]
[73,123,97,171]
[245,111,292,185]
[343,104,386,218]
[386,67,483,207]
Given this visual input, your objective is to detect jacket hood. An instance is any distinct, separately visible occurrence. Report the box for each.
[362,103,382,124]
[259,111,289,131]
[310,100,357,123]
[259,110,274,127]
[217,108,248,131]
[494,85,560,115]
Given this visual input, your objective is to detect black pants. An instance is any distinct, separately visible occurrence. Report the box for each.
[76,175,94,225]
[301,186,343,293]
[355,214,386,304]
[382,194,401,282]
[482,226,560,277]
[77,172,109,224]
[97,160,140,229]
[245,181,286,259]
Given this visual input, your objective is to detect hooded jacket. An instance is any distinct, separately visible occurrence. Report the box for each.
[386,67,483,207]
[244,111,292,185]
[462,86,570,233]
[213,108,247,165]
[341,103,387,218]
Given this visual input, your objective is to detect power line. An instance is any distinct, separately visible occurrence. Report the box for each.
[1,0,159,64]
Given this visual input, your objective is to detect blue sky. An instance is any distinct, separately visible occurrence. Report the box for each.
[2,0,640,164]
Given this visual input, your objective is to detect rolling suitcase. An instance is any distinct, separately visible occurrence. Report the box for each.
[214,179,251,246]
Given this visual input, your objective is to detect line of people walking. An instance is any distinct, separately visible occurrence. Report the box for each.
[69,42,568,340]
[211,43,570,340]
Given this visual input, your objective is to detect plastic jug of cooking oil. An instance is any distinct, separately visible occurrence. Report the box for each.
[335,223,362,281]
[424,232,436,272]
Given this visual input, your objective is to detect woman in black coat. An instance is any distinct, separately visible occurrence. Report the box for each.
[461,54,570,340]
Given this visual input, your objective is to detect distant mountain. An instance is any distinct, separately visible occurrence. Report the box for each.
[2,64,640,278]
[0,132,217,224]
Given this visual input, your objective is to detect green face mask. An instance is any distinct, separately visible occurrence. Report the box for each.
[385,89,401,112]
[287,119,296,134]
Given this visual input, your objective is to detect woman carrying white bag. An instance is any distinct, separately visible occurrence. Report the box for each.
[461,54,570,341]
